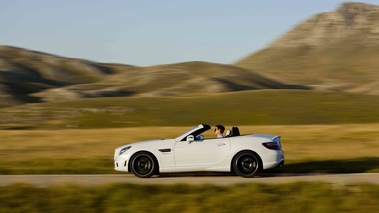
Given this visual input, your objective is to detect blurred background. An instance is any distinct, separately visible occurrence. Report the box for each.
[1,1,379,212]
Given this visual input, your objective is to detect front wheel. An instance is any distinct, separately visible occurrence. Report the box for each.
[233,151,261,178]
[130,152,158,178]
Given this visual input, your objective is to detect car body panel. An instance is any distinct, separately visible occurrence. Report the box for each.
[174,137,231,167]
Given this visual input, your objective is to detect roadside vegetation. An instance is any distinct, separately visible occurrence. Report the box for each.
[1,182,378,212]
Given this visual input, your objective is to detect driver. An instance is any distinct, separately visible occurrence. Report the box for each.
[214,124,225,138]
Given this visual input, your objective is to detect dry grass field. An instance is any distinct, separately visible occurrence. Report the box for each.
[1,124,378,174]
[0,124,378,160]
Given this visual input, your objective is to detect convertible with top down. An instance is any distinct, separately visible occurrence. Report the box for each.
[114,124,284,178]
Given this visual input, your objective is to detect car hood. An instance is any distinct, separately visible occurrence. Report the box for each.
[119,138,176,150]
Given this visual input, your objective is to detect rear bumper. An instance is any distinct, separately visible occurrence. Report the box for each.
[262,150,284,170]
[274,159,285,168]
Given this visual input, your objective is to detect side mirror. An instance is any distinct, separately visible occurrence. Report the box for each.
[186,135,194,144]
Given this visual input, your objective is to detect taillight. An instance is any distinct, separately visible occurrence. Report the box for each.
[262,142,281,150]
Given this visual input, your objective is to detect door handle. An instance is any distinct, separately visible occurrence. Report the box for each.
[217,142,226,146]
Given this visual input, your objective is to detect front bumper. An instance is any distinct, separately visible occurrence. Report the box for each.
[114,154,131,172]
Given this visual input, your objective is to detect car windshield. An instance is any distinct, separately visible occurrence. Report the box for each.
[175,125,200,140]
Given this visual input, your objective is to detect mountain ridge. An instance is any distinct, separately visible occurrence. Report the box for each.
[269,2,379,48]
[235,2,379,95]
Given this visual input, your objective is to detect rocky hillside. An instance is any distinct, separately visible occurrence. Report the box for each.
[235,2,379,95]
[0,46,298,106]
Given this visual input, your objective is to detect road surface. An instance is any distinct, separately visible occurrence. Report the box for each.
[1,173,378,186]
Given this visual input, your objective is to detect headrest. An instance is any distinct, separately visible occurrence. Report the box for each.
[232,127,240,136]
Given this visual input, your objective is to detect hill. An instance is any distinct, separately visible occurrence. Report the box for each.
[33,61,304,102]
[0,46,299,106]
[235,2,379,95]
[0,45,136,107]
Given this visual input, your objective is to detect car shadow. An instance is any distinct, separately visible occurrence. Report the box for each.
[158,157,379,178]
[158,172,237,178]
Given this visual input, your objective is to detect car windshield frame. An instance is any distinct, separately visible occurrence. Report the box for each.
[175,124,211,141]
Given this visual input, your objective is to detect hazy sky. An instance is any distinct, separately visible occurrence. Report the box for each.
[2,0,379,66]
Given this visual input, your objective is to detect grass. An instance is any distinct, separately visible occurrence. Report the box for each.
[2,90,379,129]
[1,124,378,174]
[0,182,378,212]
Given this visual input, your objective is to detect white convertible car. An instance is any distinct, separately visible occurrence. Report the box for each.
[114,124,284,178]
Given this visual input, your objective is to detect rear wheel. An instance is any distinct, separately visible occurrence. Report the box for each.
[233,151,260,178]
[130,152,158,178]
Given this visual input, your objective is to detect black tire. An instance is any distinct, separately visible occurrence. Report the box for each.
[130,152,158,178]
[233,151,261,178]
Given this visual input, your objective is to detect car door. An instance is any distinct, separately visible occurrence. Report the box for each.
[174,137,231,167]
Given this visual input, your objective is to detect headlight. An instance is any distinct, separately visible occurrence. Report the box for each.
[119,146,132,155]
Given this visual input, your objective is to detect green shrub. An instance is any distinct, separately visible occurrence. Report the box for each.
[0,183,378,213]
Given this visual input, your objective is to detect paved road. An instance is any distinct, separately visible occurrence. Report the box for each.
[1,173,378,186]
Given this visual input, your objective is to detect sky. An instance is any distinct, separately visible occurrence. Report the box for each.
[2,0,379,66]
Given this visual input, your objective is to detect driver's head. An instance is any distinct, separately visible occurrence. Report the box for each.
[214,124,225,134]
